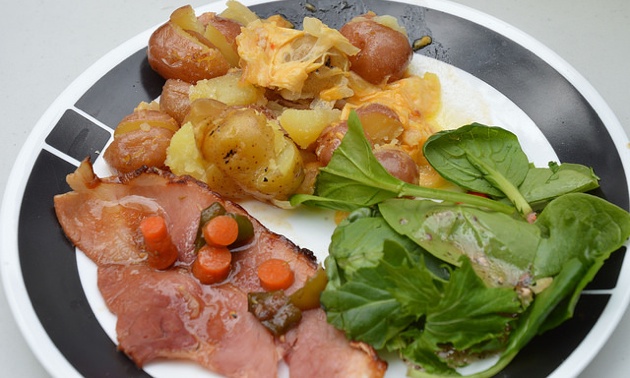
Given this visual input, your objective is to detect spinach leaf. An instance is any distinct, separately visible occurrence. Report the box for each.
[422,257,522,350]
[533,192,630,277]
[328,208,450,280]
[400,257,521,376]
[423,124,532,215]
[453,257,591,378]
[290,112,515,215]
[321,277,410,349]
[519,163,600,209]
[379,198,539,287]
[322,240,434,349]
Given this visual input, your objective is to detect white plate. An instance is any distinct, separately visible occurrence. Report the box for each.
[2,0,629,377]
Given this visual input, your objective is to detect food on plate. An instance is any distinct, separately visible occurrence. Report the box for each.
[139,215,179,270]
[291,115,630,377]
[103,105,178,174]
[147,5,241,83]
[159,79,193,125]
[339,12,413,84]
[53,1,630,377]
[54,159,387,377]
[102,0,442,203]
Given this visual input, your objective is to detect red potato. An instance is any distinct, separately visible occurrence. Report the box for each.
[373,147,419,184]
[147,7,242,83]
[104,109,179,174]
[340,16,413,84]
[159,79,193,125]
[104,127,175,174]
[314,122,349,166]
[355,103,405,144]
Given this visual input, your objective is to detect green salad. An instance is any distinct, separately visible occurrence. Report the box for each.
[290,112,630,377]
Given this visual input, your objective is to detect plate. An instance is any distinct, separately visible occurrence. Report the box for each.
[1,0,629,377]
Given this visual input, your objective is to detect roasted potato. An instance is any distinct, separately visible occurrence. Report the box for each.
[355,103,404,145]
[340,14,412,84]
[147,5,241,83]
[165,122,246,198]
[113,109,179,137]
[190,71,266,107]
[373,146,419,184]
[314,121,349,166]
[159,79,192,125]
[278,108,341,149]
[104,127,174,174]
[200,108,305,200]
[104,109,179,174]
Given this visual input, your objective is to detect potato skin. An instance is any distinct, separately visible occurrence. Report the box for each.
[104,127,175,174]
[373,147,419,184]
[314,122,349,166]
[340,18,412,84]
[197,12,242,48]
[201,108,305,201]
[147,21,230,83]
[159,79,192,125]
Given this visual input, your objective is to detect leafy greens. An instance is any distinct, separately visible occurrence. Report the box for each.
[290,112,630,377]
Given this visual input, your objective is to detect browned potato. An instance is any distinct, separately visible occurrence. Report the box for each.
[104,127,174,174]
[147,6,241,83]
[182,98,228,148]
[159,79,192,125]
[355,103,404,144]
[105,108,179,174]
[373,147,419,184]
[197,12,242,49]
[314,121,349,166]
[340,15,412,84]
[200,108,305,201]
[113,109,179,137]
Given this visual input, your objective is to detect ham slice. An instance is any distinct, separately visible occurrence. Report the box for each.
[54,160,387,377]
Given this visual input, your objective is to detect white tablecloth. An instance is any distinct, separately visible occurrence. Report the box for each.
[1,0,628,376]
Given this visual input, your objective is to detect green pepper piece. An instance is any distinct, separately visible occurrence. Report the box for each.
[248,291,302,336]
[289,265,328,310]
[194,202,227,252]
[228,213,255,249]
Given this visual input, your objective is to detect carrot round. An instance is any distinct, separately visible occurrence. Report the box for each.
[192,245,233,284]
[203,215,239,247]
[257,258,295,291]
[140,215,178,270]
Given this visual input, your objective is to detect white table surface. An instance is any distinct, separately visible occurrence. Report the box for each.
[1,0,628,377]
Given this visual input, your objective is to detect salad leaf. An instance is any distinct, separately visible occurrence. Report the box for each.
[534,192,630,277]
[423,124,532,215]
[423,125,601,216]
[321,276,410,349]
[421,257,522,351]
[519,162,600,209]
[322,241,421,349]
[290,111,630,376]
[378,198,539,287]
[290,112,515,215]
[328,207,450,279]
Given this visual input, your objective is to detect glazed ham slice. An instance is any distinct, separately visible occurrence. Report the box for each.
[54,160,387,377]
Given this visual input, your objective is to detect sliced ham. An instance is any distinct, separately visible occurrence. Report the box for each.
[282,310,387,378]
[54,160,387,377]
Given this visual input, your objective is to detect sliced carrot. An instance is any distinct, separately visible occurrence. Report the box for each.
[203,215,239,246]
[257,258,295,291]
[140,215,178,270]
[192,245,233,284]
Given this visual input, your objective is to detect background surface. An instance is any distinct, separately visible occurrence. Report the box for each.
[1,0,628,376]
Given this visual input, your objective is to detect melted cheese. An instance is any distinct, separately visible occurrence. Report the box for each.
[237,17,359,100]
